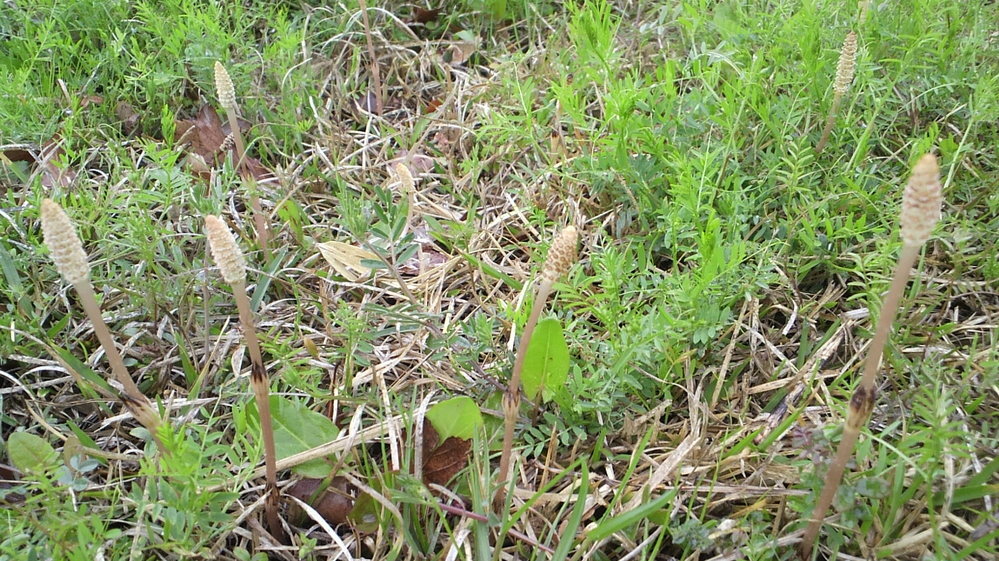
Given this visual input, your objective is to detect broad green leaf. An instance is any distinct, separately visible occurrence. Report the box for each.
[249,396,339,478]
[426,397,483,441]
[521,318,570,402]
[7,432,57,474]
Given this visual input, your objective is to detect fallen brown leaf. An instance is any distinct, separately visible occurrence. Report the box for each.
[78,95,103,109]
[174,104,272,182]
[412,7,442,24]
[421,419,471,486]
[37,137,78,189]
[286,476,356,526]
[390,151,436,174]
[241,154,275,183]
[115,102,141,136]
[175,104,226,162]
[1,147,33,163]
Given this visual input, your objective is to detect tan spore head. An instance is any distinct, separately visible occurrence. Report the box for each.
[900,153,943,247]
[542,225,579,283]
[205,215,246,284]
[214,61,237,112]
[834,31,858,96]
[40,198,90,285]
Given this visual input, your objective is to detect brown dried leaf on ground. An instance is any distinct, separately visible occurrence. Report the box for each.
[175,104,227,163]
[174,104,273,182]
[286,476,356,526]
[241,154,275,183]
[399,229,450,276]
[5,137,81,189]
[77,95,103,109]
[390,151,436,174]
[114,102,141,136]
[0,146,33,163]
[411,7,442,24]
[421,419,471,486]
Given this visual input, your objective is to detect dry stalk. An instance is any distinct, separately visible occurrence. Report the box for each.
[815,31,858,154]
[40,199,164,445]
[799,154,943,558]
[204,214,283,542]
[214,61,270,257]
[356,0,383,115]
[496,225,578,506]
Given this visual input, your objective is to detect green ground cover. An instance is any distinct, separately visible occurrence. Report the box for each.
[1,1,996,559]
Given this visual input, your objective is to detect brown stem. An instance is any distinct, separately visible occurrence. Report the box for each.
[815,94,843,154]
[495,279,554,505]
[436,501,556,554]
[223,107,247,171]
[73,281,163,446]
[357,0,383,115]
[232,279,283,542]
[799,243,920,558]
[223,106,270,259]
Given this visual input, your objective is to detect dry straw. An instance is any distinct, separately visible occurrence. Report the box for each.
[40,199,163,443]
[816,31,858,153]
[496,225,578,505]
[799,154,943,558]
[205,215,283,541]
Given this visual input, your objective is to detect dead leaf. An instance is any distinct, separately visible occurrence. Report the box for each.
[317,241,379,282]
[412,7,442,24]
[354,92,380,114]
[444,42,476,66]
[37,138,78,189]
[241,155,275,184]
[78,95,103,109]
[399,247,449,276]
[175,104,226,162]
[390,151,436,174]
[423,98,443,114]
[287,476,355,526]
[1,147,33,163]
[421,419,470,486]
[433,126,463,152]
[115,102,140,135]
[183,153,212,181]
[0,462,24,505]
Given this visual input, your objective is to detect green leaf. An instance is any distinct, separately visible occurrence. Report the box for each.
[521,318,570,402]
[249,396,339,478]
[50,344,113,399]
[586,489,676,542]
[550,461,589,561]
[426,397,483,441]
[66,420,106,466]
[7,432,57,474]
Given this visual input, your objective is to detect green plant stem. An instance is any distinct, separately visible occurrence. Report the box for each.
[799,243,920,558]
[496,278,554,505]
[231,278,283,542]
